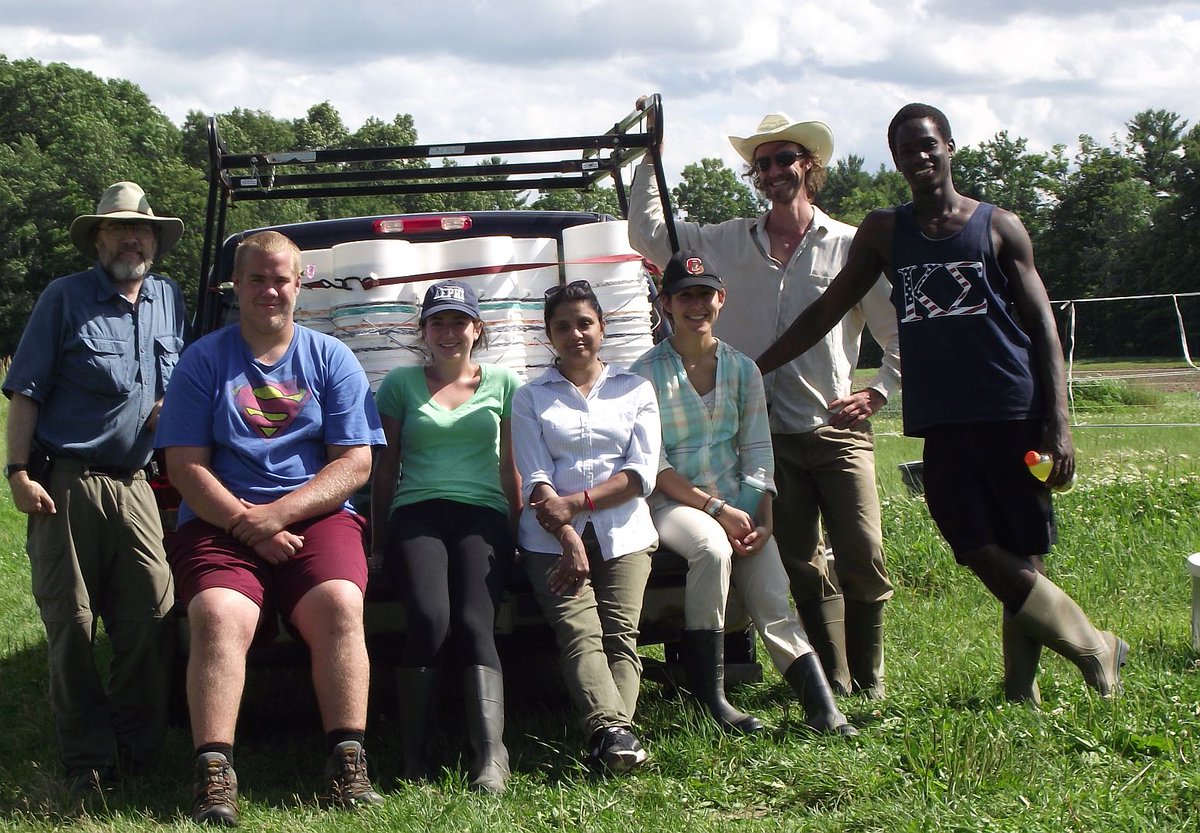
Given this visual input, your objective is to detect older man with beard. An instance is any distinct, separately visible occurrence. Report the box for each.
[629,103,899,701]
[3,182,189,798]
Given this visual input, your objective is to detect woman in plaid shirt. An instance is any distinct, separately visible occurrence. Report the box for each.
[631,250,856,736]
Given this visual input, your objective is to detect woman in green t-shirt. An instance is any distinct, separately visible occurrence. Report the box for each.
[370,280,521,795]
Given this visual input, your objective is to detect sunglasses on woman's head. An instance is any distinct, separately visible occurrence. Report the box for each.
[753,150,804,172]
[544,279,592,300]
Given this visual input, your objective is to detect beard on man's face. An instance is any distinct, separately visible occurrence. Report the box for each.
[104,253,152,283]
[97,234,156,284]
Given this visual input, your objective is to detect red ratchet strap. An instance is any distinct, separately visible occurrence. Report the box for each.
[298,253,644,291]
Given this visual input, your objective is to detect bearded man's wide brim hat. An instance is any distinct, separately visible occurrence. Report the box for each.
[69,181,185,259]
[729,113,834,168]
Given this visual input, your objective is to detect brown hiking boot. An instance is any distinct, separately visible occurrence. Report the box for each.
[192,752,239,827]
[323,741,384,808]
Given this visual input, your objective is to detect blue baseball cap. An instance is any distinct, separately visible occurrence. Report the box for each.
[420,280,481,322]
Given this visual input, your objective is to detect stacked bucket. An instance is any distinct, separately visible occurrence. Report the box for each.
[561,221,655,371]
[291,220,654,389]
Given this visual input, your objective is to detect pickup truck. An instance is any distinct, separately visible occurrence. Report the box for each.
[158,96,760,681]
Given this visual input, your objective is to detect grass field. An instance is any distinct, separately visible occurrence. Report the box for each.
[1,377,1198,832]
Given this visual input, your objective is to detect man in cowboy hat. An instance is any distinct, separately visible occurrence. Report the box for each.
[3,181,189,796]
[629,100,899,700]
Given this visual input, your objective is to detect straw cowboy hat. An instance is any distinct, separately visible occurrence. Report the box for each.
[729,113,835,167]
[69,181,185,259]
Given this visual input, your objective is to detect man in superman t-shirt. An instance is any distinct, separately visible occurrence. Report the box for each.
[156,231,386,825]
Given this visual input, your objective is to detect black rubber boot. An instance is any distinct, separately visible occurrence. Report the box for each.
[844,600,886,700]
[797,595,852,696]
[396,667,440,782]
[681,630,765,734]
[463,665,510,794]
[784,653,859,736]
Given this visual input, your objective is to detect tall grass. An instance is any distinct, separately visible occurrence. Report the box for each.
[1,395,1198,831]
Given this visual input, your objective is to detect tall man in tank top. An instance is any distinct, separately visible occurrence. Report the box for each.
[628,99,898,699]
[758,103,1127,704]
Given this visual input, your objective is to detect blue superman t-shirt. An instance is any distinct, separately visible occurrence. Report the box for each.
[156,324,385,526]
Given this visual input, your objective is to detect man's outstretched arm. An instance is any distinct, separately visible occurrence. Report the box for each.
[757,210,894,375]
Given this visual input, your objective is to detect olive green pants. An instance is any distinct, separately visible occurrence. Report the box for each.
[523,537,653,737]
[26,462,175,774]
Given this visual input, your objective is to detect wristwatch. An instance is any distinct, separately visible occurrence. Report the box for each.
[705,498,727,518]
[5,463,28,479]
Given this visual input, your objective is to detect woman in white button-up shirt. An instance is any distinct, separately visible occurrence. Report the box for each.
[512,280,661,775]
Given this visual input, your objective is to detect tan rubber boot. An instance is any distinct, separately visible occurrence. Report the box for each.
[1002,612,1041,706]
[1012,575,1128,697]
[797,595,852,696]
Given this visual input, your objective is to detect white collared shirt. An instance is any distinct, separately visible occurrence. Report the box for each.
[628,159,901,434]
[512,362,661,560]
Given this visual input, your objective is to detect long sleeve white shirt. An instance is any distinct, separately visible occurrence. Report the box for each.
[512,363,661,560]
[628,159,901,434]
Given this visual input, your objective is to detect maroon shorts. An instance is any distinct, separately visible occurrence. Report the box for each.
[169,511,369,619]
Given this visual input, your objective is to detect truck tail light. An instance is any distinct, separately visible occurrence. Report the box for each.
[372,216,473,234]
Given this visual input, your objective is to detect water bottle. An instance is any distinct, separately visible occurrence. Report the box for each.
[1024,450,1075,493]
[732,467,769,516]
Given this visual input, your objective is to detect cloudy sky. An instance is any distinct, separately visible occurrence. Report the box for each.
[2,0,1197,184]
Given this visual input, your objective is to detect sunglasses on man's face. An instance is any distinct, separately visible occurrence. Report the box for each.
[753,150,804,172]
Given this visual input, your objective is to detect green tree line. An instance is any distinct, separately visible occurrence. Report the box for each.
[2,55,1195,358]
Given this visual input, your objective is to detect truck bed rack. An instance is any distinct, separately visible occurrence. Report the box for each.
[201,95,680,290]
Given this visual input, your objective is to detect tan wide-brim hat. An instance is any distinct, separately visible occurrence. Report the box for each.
[69,181,185,259]
[729,113,835,167]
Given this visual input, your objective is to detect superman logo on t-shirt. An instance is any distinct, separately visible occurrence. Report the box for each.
[234,380,312,438]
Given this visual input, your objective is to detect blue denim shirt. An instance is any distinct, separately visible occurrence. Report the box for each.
[3,263,189,469]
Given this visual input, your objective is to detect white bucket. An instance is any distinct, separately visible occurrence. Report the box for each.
[296,248,336,332]
[510,237,560,299]
[332,239,422,301]
[477,303,527,378]
[561,220,644,286]
[354,342,426,391]
[560,221,653,370]
[435,236,516,301]
[329,241,427,346]
[1188,553,1200,652]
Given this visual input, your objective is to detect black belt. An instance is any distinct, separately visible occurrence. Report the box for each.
[50,458,157,480]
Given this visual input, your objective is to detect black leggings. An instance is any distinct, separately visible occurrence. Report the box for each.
[384,499,513,669]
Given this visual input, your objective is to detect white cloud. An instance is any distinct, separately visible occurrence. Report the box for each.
[2,0,1197,186]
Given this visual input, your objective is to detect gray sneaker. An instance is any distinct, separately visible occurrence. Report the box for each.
[191,752,239,827]
[324,741,385,808]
